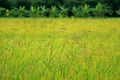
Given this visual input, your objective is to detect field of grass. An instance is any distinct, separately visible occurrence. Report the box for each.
[0,18,120,80]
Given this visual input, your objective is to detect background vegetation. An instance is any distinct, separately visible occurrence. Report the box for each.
[0,0,120,17]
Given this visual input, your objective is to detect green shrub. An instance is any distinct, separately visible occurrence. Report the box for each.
[49,6,59,17]
[29,6,40,17]
[0,7,6,17]
[18,6,29,17]
[58,6,69,17]
[40,5,49,17]
[92,2,113,17]
[116,8,120,16]
[5,9,10,17]
[18,6,26,17]
[9,8,19,17]
[9,7,29,17]
[80,4,91,17]
[71,6,81,17]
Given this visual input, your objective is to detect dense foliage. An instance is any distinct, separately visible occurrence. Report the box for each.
[0,0,120,17]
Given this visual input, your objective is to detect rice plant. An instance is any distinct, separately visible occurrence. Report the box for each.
[0,18,120,80]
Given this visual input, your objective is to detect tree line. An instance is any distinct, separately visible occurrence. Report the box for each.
[0,0,120,17]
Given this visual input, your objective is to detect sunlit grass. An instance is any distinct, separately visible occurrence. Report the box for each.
[0,18,120,80]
